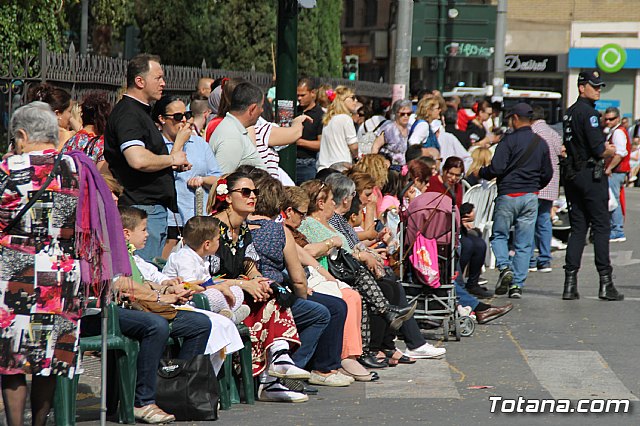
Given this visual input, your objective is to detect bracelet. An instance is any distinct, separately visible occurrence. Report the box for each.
[325,239,333,250]
[154,290,161,303]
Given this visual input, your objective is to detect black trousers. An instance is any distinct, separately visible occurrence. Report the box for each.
[564,167,612,274]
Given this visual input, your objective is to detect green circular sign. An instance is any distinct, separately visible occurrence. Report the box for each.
[597,43,627,73]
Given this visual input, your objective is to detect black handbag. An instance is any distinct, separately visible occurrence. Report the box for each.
[156,355,219,421]
[327,248,362,284]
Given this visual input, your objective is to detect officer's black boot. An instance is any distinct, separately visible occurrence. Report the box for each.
[562,269,579,300]
[598,271,624,301]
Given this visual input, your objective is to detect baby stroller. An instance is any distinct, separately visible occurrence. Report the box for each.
[398,191,475,341]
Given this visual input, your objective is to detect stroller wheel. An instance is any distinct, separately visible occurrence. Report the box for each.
[459,316,475,337]
[454,316,461,341]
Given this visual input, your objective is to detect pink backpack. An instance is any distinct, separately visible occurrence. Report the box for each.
[410,232,440,288]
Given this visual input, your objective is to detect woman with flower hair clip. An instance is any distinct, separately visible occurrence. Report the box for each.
[317,86,360,171]
[206,172,309,403]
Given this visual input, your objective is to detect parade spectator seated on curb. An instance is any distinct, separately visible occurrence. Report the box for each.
[248,177,352,388]
[104,53,191,262]
[150,94,222,258]
[206,172,309,403]
[209,81,268,174]
[163,216,250,325]
[83,206,213,424]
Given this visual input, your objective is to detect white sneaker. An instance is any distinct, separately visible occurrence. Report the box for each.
[233,305,251,324]
[610,236,627,243]
[404,343,446,359]
[528,267,537,272]
[258,381,309,403]
[457,305,472,317]
[551,237,567,250]
[308,371,351,387]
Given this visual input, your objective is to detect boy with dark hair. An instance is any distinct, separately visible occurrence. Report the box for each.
[164,216,249,324]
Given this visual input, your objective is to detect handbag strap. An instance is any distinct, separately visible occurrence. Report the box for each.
[2,151,64,235]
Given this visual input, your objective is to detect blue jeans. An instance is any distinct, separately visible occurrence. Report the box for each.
[290,297,330,371]
[82,309,211,407]
[530,199,553,268]
[307,293,347,372]
[608,172,626,238]
[295,158,318,185]
[490,193,538,287]
[454,259,480,311]
[460,233,487,287]
[131,204,168,262]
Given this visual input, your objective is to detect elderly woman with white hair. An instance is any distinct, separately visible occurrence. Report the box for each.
[372,99,413,166]
[0,102,133,425]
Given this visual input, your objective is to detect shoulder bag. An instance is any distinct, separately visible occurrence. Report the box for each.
[156,355,219,421]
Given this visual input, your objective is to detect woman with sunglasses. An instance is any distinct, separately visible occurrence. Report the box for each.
[207,172,309,403]
[409,96,442,150]
[317,86,360,171]
[372,99,413,166]
[152,95,222,258]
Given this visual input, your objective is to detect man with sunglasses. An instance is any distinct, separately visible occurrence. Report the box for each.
[603,107,631,243]
[104,53,191,262]
[561,70,622,301]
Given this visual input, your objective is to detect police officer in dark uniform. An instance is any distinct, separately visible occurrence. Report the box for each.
[562,70,623,301]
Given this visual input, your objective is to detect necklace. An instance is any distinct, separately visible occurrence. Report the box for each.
[225,210,244,255]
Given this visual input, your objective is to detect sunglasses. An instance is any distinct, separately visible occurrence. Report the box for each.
[346,95,356,101]
[292,207,307,218]
[398,112,411,117]
[163,111,193,121]
[604,116,618,122]
[230,187,260,197]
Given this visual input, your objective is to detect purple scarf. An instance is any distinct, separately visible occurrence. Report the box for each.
[68,151,131,300]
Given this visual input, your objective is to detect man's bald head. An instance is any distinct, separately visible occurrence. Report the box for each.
[197,78,214,97]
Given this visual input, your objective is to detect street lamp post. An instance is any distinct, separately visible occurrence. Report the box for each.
[276,0,298,180]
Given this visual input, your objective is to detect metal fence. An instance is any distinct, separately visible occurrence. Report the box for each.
[1,40,392,149]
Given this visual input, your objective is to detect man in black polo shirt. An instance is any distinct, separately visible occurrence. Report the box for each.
[104,53,190,261]
[295,78,324,185]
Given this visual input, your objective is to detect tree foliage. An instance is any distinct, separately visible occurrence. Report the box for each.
[134,0,220,67]
[212,0,277,73]
[0,0,68,63]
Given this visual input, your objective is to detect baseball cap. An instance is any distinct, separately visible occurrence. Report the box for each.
[505,102,533,118]
[578,70,606,87]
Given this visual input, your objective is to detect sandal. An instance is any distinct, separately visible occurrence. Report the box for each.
[383,349,416,365]
[133,404,175,424]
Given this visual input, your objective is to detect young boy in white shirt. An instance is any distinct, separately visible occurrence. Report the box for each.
[163,216,249,324]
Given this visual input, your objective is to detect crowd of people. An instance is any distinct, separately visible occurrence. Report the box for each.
[0,52,628,425]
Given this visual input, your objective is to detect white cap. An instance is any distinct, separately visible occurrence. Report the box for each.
[430,119,442,134]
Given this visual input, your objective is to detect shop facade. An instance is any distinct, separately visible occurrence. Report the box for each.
[567,22,640,118]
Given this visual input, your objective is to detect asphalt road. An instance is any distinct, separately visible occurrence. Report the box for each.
[30,189,640,426]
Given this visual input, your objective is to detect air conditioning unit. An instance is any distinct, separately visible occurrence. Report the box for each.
[372,31,388,59]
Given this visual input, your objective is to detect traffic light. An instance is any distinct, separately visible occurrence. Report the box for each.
[345,55,359,81]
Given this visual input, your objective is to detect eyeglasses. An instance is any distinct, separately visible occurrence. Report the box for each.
[346,95,356,101]
[163,111,193,121]
[230,187,260,197]
[604,116,618,122]
[398,112,412,117]
[291,207,307,218]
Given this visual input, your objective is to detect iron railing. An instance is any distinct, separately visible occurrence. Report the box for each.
[1,41,392,149]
